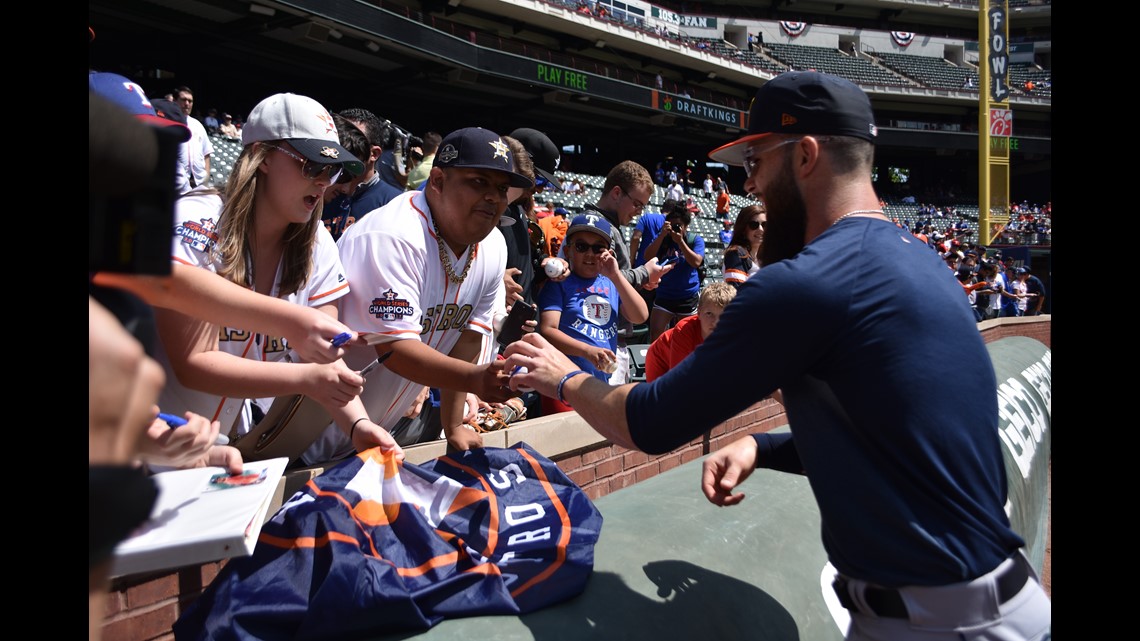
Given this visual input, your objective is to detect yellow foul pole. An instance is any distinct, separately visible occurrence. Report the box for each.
[978,0,1012,247]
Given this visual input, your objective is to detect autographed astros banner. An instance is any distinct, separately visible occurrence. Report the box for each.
[175,443,603,640]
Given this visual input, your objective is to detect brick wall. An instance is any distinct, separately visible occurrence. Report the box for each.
[100,317,1050,640]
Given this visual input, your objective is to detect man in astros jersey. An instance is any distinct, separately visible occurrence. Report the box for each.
[302,127,533,463]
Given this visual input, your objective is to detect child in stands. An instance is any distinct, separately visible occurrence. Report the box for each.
[537,214,648,413]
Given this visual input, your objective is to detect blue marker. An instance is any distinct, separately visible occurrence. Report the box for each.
[158,412,188,428]
[331,332,353,347]
[158,411,230,445]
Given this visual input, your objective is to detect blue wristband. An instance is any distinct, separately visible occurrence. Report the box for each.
[557,370,590,405]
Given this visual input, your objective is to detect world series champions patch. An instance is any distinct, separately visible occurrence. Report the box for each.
[175,217,219,253]
[369,288,415,321]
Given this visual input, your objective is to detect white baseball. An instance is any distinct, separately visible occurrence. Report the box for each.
[545,261,563,278]
[510,365,535,393]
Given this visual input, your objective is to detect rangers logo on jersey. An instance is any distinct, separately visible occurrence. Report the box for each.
[175,217,219,253]
[369,288,414,321]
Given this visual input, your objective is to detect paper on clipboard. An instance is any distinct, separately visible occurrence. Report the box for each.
[110,457,288,578]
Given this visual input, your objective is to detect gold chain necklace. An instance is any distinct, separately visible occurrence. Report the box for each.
[431,216,477,284]
[832,209,884,226]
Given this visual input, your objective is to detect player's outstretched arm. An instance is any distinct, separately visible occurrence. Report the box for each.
[503,333,638,449]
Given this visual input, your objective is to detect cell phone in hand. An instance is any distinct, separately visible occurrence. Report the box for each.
[497,300,537,346]
[658,255,680,267]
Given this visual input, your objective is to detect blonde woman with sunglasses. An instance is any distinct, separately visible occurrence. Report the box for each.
[153,93,403,465]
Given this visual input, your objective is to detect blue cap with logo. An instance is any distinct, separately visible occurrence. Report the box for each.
[89,71,191,142]
[567,213,612,244]
[434,127,533,189]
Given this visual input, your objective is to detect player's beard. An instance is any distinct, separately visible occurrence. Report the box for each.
[759,153,808,266]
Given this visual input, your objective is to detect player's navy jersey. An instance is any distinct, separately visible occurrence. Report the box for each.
[174,442,602,640]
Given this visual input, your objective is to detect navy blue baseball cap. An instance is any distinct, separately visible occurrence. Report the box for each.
[434,127,533,189]
[509,127,562,189]
[709,71,878,166]
[567,213,612,244]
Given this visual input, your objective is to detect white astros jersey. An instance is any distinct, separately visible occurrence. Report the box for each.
[301,191,507,465]
[155,191,350,435]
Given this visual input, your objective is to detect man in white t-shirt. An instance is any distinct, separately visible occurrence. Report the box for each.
[175,86,214,188]
[302,127,533,464]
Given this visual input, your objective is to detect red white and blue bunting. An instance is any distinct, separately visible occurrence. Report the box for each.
[891,31,915,47]
[780,21,807,37]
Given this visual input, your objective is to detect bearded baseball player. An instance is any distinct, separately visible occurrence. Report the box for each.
[301,127,532,463]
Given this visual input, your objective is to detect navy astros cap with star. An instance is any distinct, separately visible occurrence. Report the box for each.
[435,127,534,189]
[709,71,878,166]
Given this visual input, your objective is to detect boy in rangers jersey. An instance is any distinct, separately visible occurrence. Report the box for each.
[536,214,648,414]
[301,127,531,463]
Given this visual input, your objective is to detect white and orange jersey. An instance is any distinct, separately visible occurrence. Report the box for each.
[156,191,350,434]
[301,191,506,465]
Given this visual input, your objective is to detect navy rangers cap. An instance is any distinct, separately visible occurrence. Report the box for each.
[567,213,612,244]
[241,93,365,177]
[709,71,878,166]
[88,72,191,143]
[435,127,534,189]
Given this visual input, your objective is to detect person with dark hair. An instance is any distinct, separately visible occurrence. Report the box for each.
[321,114,372,239]
[304,127,530,459]
[722,204,766,289]
[173,85,213,189]
[1021,266,1046,315]
[333,108,404,222]
[642,200,705,342]
[504,72,1050,640]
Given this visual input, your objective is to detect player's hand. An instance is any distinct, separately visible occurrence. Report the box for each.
[284,307,352,365]
[138,411,221,470]
[351,419,405,462]
[302,361,365,408]
[503,268,524,308]
[701,435,760,507]
[502,333,581,399]
[444,424,484,452]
